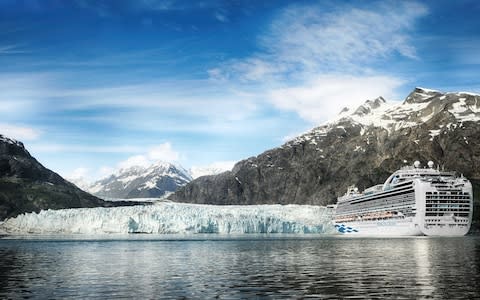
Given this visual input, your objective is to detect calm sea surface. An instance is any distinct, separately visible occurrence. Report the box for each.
[0,235,479,299]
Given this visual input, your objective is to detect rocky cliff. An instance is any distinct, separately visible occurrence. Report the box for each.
[0,135,137,220]
[171,88,480,225]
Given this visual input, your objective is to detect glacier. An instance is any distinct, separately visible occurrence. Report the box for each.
[0,202,336,235]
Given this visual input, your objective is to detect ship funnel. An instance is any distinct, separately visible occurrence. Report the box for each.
[414,161,421,168]
[428,161,434,168]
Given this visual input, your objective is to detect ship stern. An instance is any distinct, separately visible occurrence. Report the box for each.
[415,178,473,236]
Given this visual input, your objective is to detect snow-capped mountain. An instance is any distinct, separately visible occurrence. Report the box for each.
[172,87,480,222]
[290,87,480,143]
[88,161,192,199]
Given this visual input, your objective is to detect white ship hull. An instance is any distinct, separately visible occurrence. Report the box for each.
[334,164,473,237]
[335,216,472,236]
[335,217,422,236]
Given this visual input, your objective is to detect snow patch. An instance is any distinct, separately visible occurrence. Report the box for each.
[141,179,158,190]
[457,91,480,96]
[429,129,441,141]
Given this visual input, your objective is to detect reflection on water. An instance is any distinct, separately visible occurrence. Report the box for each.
[0,235,479,299]
[414,237,435,298]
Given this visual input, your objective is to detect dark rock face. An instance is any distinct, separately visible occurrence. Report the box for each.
[171,88,480,227]
[0,135,124,220]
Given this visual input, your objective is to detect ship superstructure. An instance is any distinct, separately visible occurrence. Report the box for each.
[335,161,473,236]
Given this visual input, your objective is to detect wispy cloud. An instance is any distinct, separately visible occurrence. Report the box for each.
[0,123,41,140]
[31,142,180,162]
[210,1,428,123]
[73,0,227,16]
[0,44,28,55]
[265,2,426,68]
[30,144,145,154]
[0,73,56,120]
[0,70,267,140]
[68,167,90,180]
[214,9,229,23]
[136,0,178,11]
[445,38,480,66]
[217,1,428,81]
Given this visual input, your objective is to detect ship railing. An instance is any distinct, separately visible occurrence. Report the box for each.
[336,210,406,222]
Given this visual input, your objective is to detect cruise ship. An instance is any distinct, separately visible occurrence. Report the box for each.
[334,161,473,236]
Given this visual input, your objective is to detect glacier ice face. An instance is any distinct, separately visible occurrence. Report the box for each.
[0,202,336,235]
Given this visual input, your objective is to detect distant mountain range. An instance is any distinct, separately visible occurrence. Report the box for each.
[67,161,233,199]
[3,87,479,230]
[171,87,480,227]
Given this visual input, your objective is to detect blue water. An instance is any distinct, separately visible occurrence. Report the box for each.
[1,235,479,299]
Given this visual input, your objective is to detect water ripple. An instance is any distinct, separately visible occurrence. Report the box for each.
[0,235,479,299]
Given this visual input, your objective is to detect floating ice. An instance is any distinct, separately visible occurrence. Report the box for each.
[0,202,336,235]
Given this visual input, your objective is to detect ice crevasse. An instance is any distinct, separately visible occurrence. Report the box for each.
[0,202,336,234]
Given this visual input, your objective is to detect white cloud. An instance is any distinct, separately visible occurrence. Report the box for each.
[269,75,404,123]
[0,44,27,55]
[99,166,115,177]
[68,167,90,179]
[0,123,41,141]
[0,73,53,118]
[147,142,179,162]
[137,0,177,11]
[210,1,428,124]
[207,68,225,81]
[117,142,181,170]
[0,75,259,131]
[117,155,151,170]
[30,144,145,154]
[231,58,284,82]
[65,167,94,190]
[263,2,427,71]
[214,11,228,23]
[190,160,236,179]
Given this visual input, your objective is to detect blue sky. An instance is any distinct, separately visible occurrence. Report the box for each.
[1,0,480,181]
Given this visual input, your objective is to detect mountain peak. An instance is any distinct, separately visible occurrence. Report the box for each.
[88,160,192,199]
[0,134,25,148]
[404,87,443,104]
[352,96,387,116]
[0,134,30,157]
[289,87,480,148]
